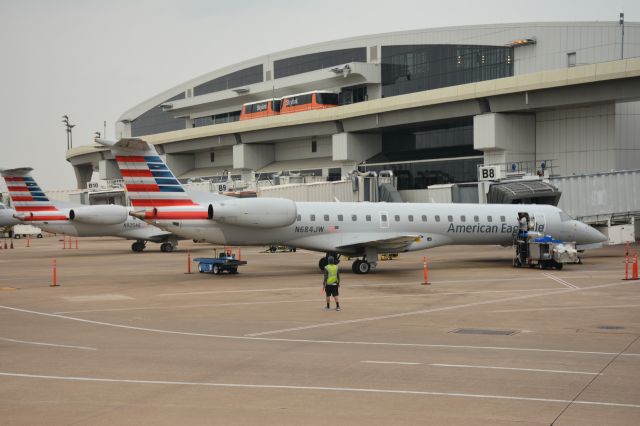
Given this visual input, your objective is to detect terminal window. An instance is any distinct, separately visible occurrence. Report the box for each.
[381,44,514,97]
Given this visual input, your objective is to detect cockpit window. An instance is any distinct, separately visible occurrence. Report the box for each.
[559,211,572,222]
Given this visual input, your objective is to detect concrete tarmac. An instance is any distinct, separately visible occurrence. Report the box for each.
[0,236,639,425]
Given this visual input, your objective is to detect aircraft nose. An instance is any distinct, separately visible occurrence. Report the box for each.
[584,224,607,244]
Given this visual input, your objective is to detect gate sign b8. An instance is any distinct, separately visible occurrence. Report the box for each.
[478,166,502,181]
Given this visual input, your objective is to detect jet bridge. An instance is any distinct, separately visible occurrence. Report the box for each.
[487,180,561,205]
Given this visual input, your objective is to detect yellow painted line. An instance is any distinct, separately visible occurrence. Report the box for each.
[0,287,16,291]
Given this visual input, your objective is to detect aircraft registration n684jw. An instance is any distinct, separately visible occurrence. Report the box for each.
[0,168,180,252]
[98,138,607,274]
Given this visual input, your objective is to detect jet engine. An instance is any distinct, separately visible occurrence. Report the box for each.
[68,205,129,225]
[208,198,297,228]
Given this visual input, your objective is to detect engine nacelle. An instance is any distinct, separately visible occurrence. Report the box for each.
[69,205,129,225]
[208,198,297,228]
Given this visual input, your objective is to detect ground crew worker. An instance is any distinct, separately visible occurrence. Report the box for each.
[323,256,340,311]
[518,213,528,236]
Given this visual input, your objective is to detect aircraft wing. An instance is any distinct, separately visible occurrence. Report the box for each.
[336,232,423,252]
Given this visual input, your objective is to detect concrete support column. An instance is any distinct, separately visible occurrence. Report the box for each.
[233,143,274,171]
[73,164,94,190]
[474,113,535,166]
[165,153,195,178]
[99,159,122,180]
[332,132,381,163]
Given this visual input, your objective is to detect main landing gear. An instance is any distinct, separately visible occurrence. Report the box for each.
[318,250,377,274]
[160,242,175,252]
[131,240,146,252]
[351,259,373,274]
[318,253,340,270]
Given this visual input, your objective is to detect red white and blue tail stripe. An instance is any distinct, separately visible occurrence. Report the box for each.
[103,138,208,220]
[116,154,197,208]
[0,168,67,221]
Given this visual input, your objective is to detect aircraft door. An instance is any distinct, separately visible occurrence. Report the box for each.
[534,214,546,234]
[379,211,389,229]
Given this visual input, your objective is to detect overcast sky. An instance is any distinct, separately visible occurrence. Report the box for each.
[0,0,638,190]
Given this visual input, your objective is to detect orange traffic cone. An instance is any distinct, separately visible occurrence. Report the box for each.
[421,256,430,285]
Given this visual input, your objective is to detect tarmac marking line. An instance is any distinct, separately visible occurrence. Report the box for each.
[543,273,579,289]
[0,337,97,351]
[55,288,553,315]
[246,280,628,337]
[430,363,600,375]
[361,361,422,365]
[2,286,640,359]
[0,372,638,409]
[156,275,608,297]
[491,304,640,313]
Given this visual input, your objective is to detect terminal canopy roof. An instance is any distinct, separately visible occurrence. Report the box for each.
[487,180,561,205]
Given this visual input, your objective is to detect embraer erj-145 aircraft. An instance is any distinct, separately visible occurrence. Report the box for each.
[0,168,179,252]
[98,138,607,274]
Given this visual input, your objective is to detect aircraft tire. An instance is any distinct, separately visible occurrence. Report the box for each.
[357,261,371,274]
[37,234,43,239]
[352,260,361,274]
[160,242,174,253]
[318,257,328,271]
[131,242,145,252]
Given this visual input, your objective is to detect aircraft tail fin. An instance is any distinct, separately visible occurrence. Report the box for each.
[0,168,61,215]
[96,138,197,208]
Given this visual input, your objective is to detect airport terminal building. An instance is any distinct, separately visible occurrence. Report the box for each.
[67,21,640,223]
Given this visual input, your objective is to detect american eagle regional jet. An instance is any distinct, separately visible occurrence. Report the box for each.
[97,138,607,274]
[0,168,179,252]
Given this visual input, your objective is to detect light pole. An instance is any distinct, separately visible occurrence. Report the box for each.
[620,12,625,60]
[62,115,75,150]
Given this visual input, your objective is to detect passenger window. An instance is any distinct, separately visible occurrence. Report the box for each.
[352,214,357,221]
[461,215,466,222]
[500,215,506,222]
[324,214,329,221]
[337,214,343,221]
[421,215,427,222]
[366,215,371,222]
[448,215,453,222]
[381,214,387,221]
[394,215,400,222]
[487,216,492,223]
[435,215,440,222]
[474,215,479,222]
[408,215,414,222]
[310,214,316,221]
[296,214,301,221]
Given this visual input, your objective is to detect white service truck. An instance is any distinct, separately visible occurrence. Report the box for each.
[12,224,44,239]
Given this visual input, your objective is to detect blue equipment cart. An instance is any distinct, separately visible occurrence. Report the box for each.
[194,254,247,275]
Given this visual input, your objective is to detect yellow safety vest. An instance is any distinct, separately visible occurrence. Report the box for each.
[325,264,339,285]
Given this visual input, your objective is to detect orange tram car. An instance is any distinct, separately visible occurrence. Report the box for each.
[240,90,339,120]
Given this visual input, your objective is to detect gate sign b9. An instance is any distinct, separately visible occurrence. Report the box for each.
[478,166,502,181]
